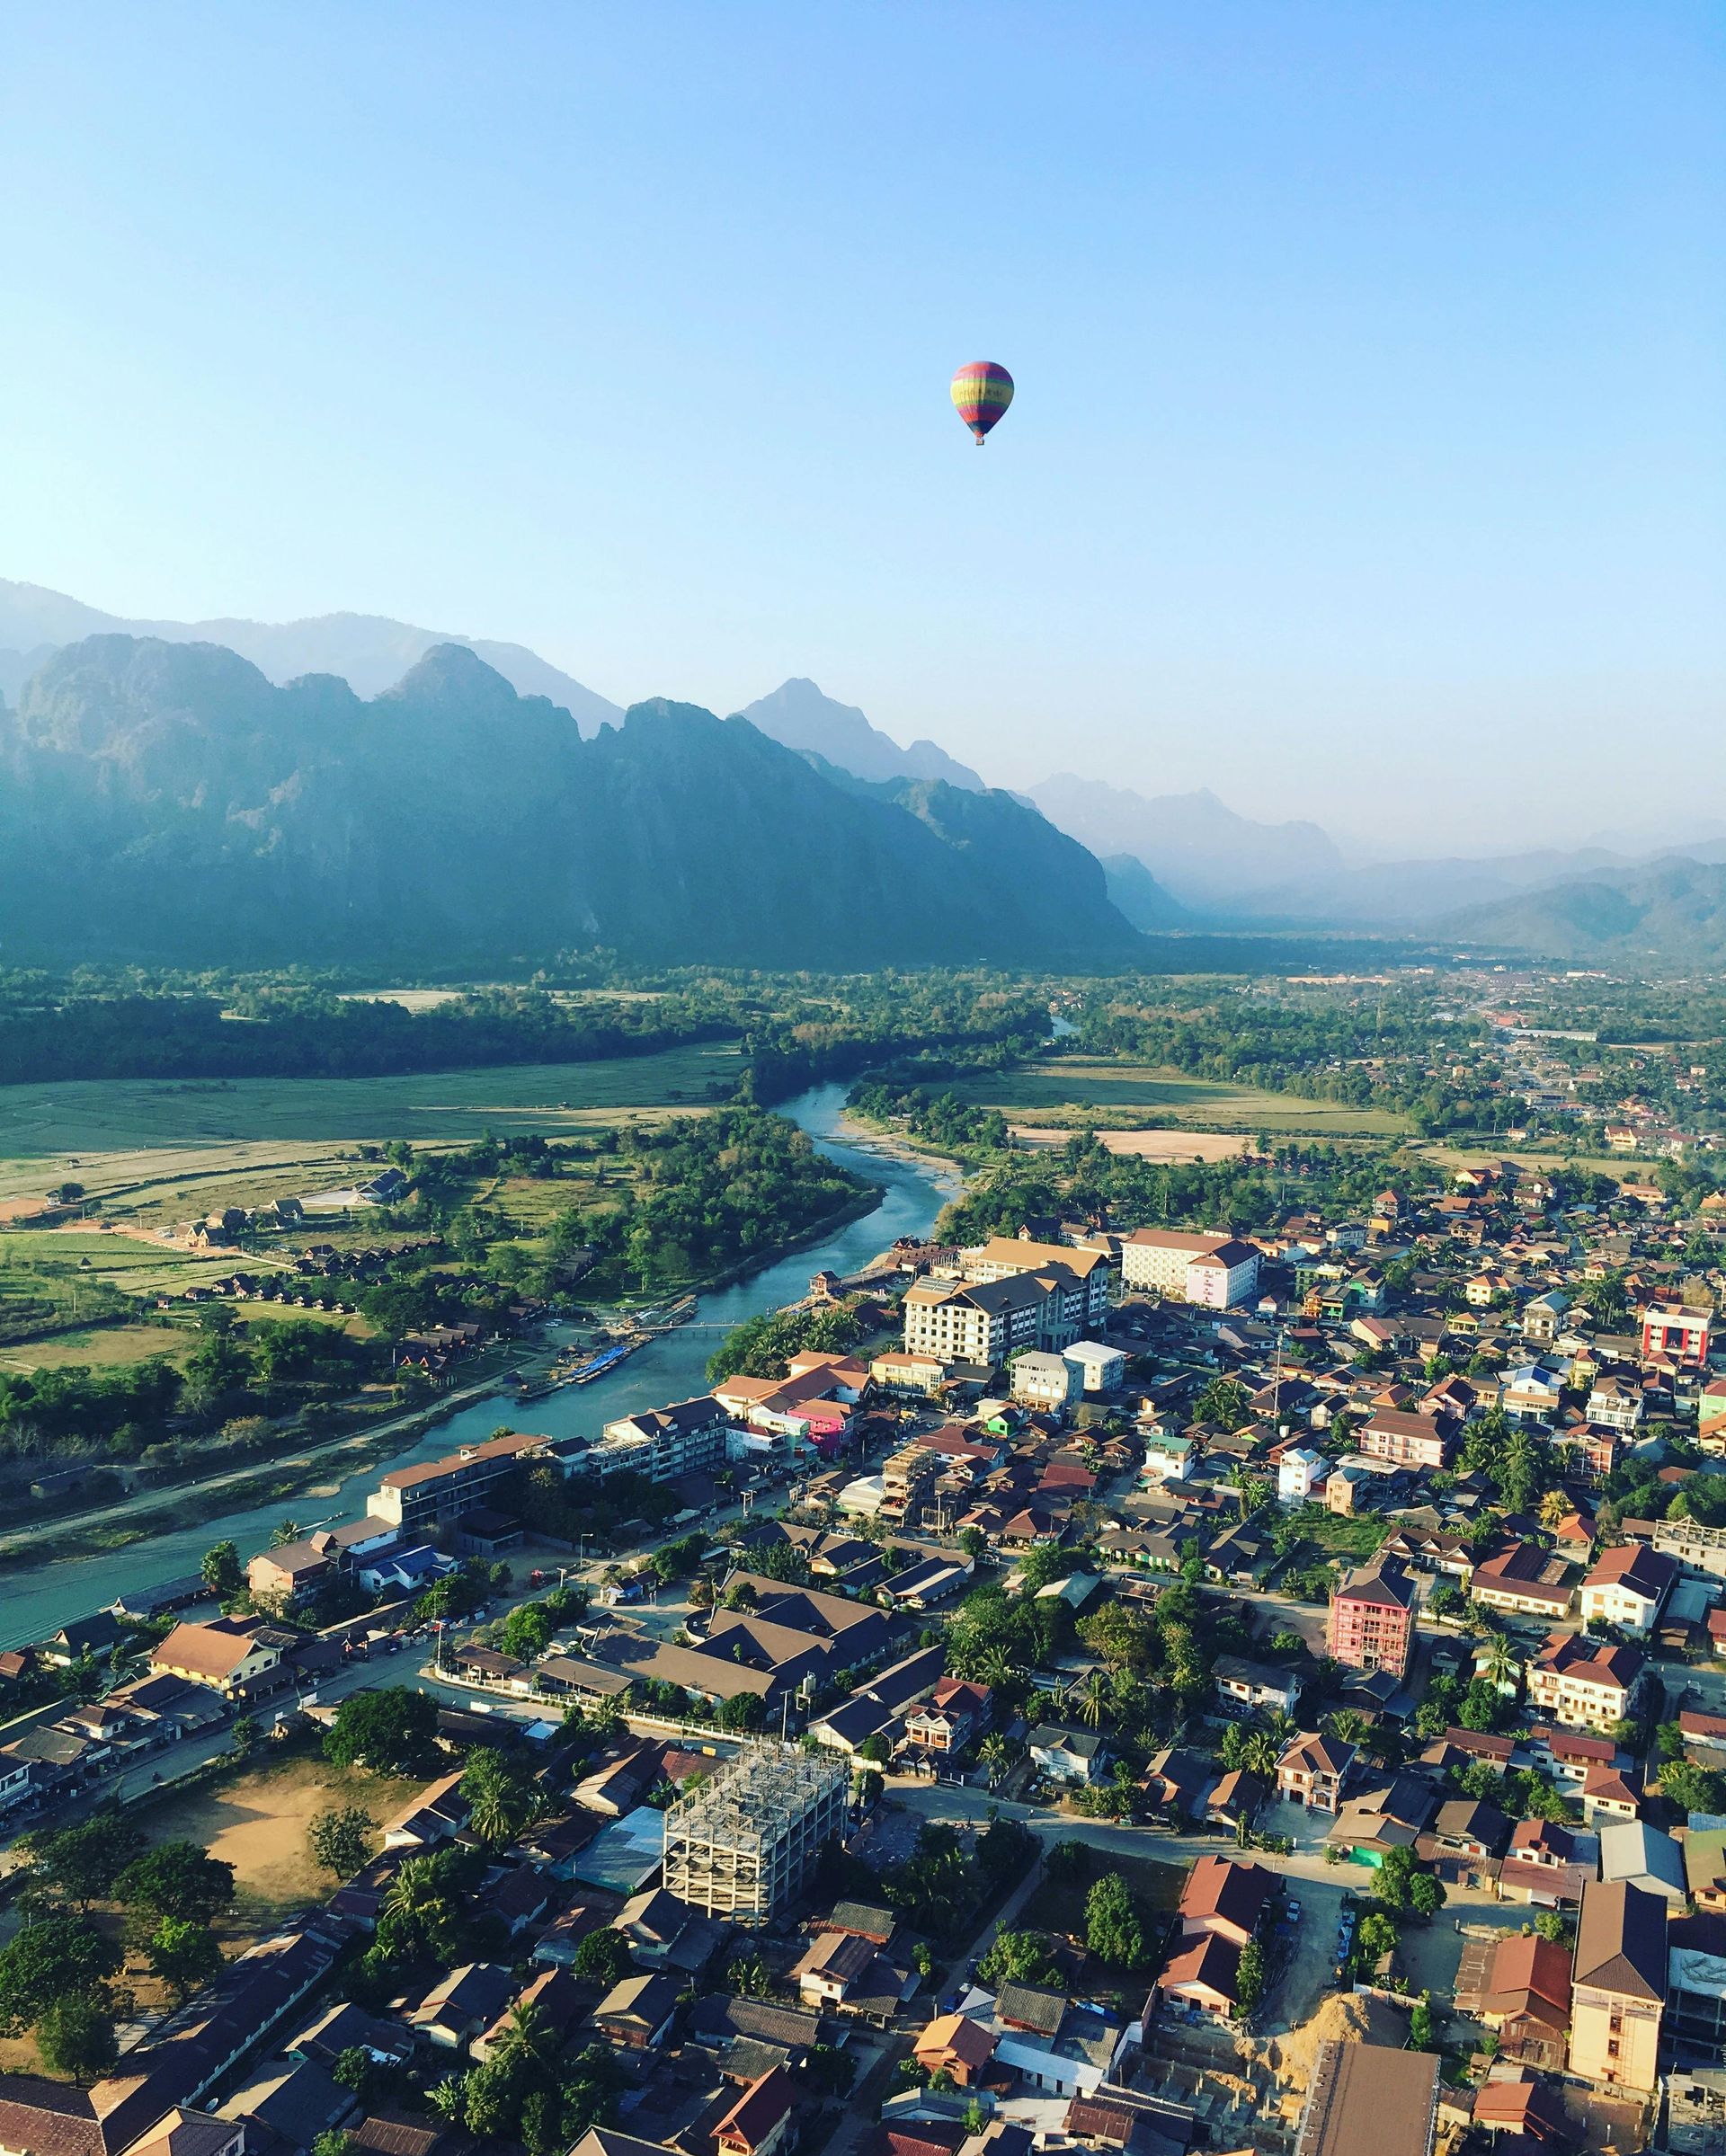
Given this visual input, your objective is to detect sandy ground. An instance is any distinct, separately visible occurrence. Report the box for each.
[143,1755,424,1920]
[1009,1125,1249,1163]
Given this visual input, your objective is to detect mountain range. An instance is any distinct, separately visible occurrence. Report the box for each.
[0,634,1137,970]
[5,579,1723,966]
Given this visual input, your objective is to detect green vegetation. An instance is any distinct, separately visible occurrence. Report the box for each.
[324,1688,441,1775]
[944,1058,1412,1137]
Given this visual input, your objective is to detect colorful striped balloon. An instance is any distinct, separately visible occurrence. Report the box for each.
[950,360,1014,444]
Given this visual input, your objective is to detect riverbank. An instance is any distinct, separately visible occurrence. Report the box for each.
[2,1084,962,1646]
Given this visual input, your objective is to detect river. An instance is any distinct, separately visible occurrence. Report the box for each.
[0,1085,961,1646]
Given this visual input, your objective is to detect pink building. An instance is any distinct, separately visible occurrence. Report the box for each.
[1641,1302,1712,1371]
[1327,1559,1415,1679]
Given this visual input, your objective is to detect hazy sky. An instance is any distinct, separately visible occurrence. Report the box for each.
[4,3,1722,851]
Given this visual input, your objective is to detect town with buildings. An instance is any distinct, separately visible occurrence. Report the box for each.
[7,1154,1726,2156]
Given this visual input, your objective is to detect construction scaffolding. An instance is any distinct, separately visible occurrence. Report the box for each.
[663,1742,848,1925]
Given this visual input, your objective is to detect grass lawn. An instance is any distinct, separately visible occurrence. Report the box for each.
[141,1753,427,1929]
[945,1059,1410,1138]
[1294,1513,1392,1560]
[1017,1845,1188,1939]
[0,1322,194,1373]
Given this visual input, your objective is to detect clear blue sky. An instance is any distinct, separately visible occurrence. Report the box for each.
[4,2,1722,849]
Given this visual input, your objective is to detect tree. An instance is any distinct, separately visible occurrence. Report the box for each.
[325,1688,440,1774]
[1408,1871,1446,1920]
[271,1520,304,1548]
[1356,1911,1398,1965]
[0,1917,122,2035]
[572,1927,633,1989]
[146,1917,222,2003]
[718,1692,768,1732]
[1234,1940,1266,2017]
[230,1713,259,1760]
[461,1750,543,1850]
[312,2134,356,2156]
[35,1993,117,2083]
[501,1603,554,1663]
[21,1814,145,1912]
[308,1807,378,1880]
[118,1841,236,1926]
[378,1850,472,1965]
[975,1930,1060,1988]
[1533,1910,1571,1944]
[1408,1998,1435,2051]
[1084,1873,1145,1969]
[200,1540,244,1601]
[1194,1376,1250,1432]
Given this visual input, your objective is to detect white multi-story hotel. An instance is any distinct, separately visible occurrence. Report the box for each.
[1120,1228,1261,1308]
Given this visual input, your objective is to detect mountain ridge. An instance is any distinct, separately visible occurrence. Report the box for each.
[738,677,984,791]
[0,634,1137,971]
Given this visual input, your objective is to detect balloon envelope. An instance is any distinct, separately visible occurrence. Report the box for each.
[951,361,1013,443]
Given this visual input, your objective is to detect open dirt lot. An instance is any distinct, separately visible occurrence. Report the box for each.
[142,1754,425,1925]
[1010,1125,1249,1162]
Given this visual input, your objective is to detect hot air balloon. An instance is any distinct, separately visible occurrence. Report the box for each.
[950,360,1013,444]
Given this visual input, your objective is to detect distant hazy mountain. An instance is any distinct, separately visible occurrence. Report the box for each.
[1027,773,1343,910]
[739,678,983,791]
[1445,856,1726,966]
[0,579,624,733]
[1100,854,1187,931]
[0,635,1135,970]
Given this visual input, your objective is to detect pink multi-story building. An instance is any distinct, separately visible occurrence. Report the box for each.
[1327,1558,1415,1680]
[1641,1301,1712,1371]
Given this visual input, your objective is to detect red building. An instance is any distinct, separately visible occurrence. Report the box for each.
[1327,1558,1415,1680]
[1641,1302,1712,1371]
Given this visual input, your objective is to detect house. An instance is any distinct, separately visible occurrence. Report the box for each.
[1470,1542,1575,1621]
[1206,1770,1267,1833]
[1142,1746,1212,1821]
[1063,1342,1126,1396]
[1028,1725,1108,1786]
[903,1680,991,1755]
[1277,1447,1328,1504]
[1642,1300,1712,1370]
[1587,1374,1644,1433]
[1579,1544,1677,1636]
[1569,1879,1668,2093]
[1178,1857,1275,1948]
[713,2068,799,2156]
[1293,2041,1438,2156]
[1471,1932,1573,2071]
[1497,1817,1597,1908]
[1010,1353,1080,1412]
[1526,1631,1644,1731]
[1153,1932,1240,2021]
[1276,1731,1356,1814]
[1422,1798,1513,1875]
[1327,1560,1415,1680]
[593,1973,681,2053]
[1598,1820,1686,1903]
[406,1963,516,2050]
[1210,1656,1302,1717]
[791,1930,912,2022]
[1358,1408,1450,1472]
[1581,1763,1644,1825]
[150,1620,284,1696]
[912,2014,998,2089]
[1500,1363,1564,1424]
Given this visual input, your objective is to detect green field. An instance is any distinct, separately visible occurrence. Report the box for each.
[946,1057,1410,1138]
[0,1042,741,1166]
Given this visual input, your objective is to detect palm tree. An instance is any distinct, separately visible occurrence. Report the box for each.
[1327,1708,1369,1747]
[1479,1630,1519,1693]
[979,1735,1011,1785]
[1241,1723,1285,1780]
[1538,1489,1570,1530]
[382,1855,453,1959]
[1078,1671,1111,1730]
[496,1999,554,2072]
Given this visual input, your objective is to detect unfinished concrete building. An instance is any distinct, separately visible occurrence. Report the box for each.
[662,1742,848,1924]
